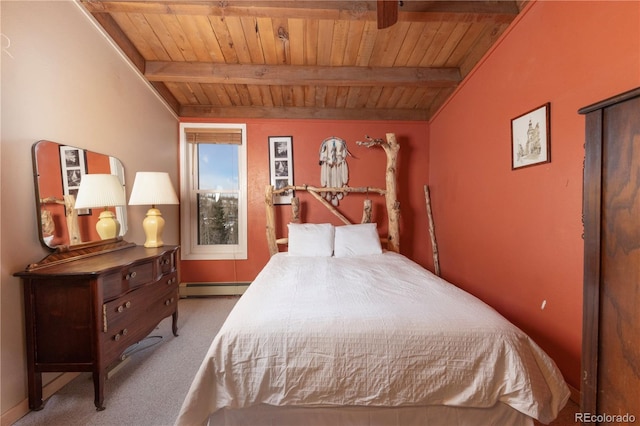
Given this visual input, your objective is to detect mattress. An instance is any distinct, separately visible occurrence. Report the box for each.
[175,252,569,425]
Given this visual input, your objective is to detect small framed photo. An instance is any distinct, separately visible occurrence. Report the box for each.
[59,145,91,215]
[268,136,294,204]
[511,103,551,170]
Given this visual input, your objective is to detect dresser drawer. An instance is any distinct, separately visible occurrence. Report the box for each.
[158,251,176,275]
[101,260,156,301]
[103,272,178,328]
[101,287,178,364]
[101,275,178,365]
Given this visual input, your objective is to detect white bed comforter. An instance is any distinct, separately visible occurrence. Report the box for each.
[176,252,569,425]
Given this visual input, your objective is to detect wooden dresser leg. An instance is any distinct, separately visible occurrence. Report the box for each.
[28,371,44,410]
[93,370,105,411]
[172,309,179,337]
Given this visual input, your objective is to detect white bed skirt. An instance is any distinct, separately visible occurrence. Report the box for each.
[209,402,535,426]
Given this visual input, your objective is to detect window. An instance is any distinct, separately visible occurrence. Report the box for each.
[180,123,247,260]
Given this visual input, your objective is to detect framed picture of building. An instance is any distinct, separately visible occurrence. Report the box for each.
[511,103,551,169]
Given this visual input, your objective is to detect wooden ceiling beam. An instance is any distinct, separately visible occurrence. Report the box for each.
[80,1,518,24]
[90,12,145,72]
[179,105,430,121]
[377,0,398,29]
[149,81,181,114]
[145,61,461,88]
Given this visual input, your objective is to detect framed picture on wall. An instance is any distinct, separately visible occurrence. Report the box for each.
[511,103,551,170]
[59,145,90,215]
[268,136,294,205]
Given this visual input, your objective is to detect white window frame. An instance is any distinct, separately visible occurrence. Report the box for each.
[179,122,248,260]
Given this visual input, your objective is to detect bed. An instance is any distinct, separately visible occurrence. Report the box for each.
[175,134,570,426]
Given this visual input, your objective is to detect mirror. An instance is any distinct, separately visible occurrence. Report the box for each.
[32,140,127,250]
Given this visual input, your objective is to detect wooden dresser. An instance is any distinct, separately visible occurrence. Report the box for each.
[14,240,180,411]
[579,87,640,419]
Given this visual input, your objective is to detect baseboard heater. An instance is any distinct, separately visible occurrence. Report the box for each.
[179,282,250,297]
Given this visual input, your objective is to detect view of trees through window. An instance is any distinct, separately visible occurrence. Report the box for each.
[195,141,240,246]
[197,193,238,245]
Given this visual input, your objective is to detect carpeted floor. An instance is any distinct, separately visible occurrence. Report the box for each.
[13,297,239,426]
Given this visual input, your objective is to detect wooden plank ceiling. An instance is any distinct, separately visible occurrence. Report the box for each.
[80,1,526,121]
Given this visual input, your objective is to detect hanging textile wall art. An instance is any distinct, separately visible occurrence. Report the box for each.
[319,136,352,206]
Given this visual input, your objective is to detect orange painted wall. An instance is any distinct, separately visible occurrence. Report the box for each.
[179,118,430,283]
[429,0,640,391]
[34,141,66,246]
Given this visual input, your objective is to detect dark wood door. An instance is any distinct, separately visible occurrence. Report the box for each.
[598,96,640,417]
[580,88,640,421]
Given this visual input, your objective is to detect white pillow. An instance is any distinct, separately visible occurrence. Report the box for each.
[334,223,383,257]
[287,223,335,257]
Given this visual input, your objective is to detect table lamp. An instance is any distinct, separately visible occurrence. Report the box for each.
[74,174,126,240]
[128,172,179,248]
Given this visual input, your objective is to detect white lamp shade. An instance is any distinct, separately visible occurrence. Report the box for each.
[129,172,179,206]
[74,174,126,209]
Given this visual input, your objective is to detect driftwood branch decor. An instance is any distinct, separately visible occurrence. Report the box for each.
[265,186,278,254]
[423,185,440,276]
[356,133,400,253]
[362,199,372,224]
[266,133,400,256]
[39,195,82,246]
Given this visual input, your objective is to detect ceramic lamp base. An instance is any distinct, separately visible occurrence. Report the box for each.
[142,207,165,248]
[96,210,120,240]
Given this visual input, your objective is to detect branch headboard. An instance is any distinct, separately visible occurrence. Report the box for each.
[265,133,400,256]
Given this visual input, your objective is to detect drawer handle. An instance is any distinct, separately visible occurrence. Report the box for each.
[113,328,128,341]
[125,271,137,280]
[164,297,175,306]
[116,301,131,313]
[161,258,170,265]
[167,277,176,285]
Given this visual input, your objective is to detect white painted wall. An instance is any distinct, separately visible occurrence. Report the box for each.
[1,1,178,419]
